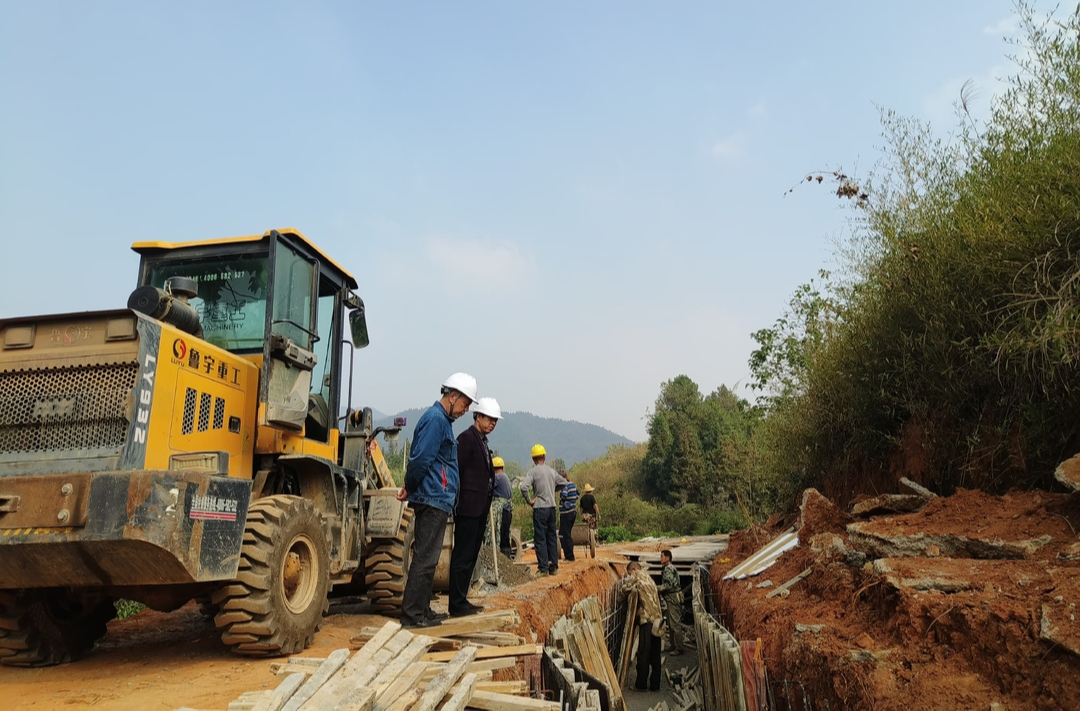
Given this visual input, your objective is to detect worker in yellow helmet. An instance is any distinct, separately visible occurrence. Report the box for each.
[490,456,513,557]
[520,444,569,575]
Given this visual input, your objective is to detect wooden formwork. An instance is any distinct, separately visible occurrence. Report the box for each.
[692,566,759,711]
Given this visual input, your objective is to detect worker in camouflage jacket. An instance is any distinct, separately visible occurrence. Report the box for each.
[657,549,685,655]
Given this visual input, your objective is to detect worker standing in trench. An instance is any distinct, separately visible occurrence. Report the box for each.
[657,549,685,655]
[618,561,666,692]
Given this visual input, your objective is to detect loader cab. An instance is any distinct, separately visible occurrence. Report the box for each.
[132,228,367,444]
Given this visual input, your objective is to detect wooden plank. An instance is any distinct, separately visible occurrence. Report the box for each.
[344,621,404,650]
[372,661,433,711]
[253,672,306,711]
[368,636,437,701]
[282,649,350,711]
[439,672,477,711]
[454,632,525,647]
[382,689,419,711]
[302,629,415,710]
[332,687,374,711]
[465,690,561,710]
[617,591,638,687]
[412,646,478,711]
[582,598,623,711]
[765,567,812,599]
[271,658,325,677]
[421,644,539,662]
[407,612,517,639]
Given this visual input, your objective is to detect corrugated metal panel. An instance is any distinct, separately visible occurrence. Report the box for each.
[722,530,799,580]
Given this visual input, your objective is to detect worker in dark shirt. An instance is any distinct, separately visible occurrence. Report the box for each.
[448,397,501,617]
[579,483,599,529]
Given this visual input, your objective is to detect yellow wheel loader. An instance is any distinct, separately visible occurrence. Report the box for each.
[0,228,418,665]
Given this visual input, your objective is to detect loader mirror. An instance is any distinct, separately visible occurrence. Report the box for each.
[394,416,407,428]
[348,307,369,349]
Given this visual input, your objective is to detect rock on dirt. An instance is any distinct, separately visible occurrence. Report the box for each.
[712,487,1080,710]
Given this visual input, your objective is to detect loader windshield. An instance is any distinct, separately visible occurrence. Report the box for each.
[146,255,269,352]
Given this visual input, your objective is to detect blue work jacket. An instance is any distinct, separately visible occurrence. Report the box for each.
[404,401,459,513]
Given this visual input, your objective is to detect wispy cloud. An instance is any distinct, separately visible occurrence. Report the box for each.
[424,234,535,288]
[711,132,746,161]
[983,14,1023,37]
[746,99,767,119]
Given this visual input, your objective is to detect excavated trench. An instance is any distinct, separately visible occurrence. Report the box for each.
[709,488,1080,710]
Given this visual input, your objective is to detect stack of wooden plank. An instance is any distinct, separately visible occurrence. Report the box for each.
[548,595,625,711]
[348,609,530,650]
[218,618,558,711]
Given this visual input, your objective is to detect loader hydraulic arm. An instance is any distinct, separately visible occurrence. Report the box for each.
[366,435,398,490]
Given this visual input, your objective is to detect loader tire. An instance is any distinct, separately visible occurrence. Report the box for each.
[212,495,330,656]
[364,506,414,613]
[0,589,115,667]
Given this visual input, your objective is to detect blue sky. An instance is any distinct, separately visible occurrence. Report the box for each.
[0,2,1043,441]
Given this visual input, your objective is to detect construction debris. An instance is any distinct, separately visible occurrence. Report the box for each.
[661,664,703,710]
[221,619,556,711]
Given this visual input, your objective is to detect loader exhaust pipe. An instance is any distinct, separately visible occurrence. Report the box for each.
[127,276,204,338]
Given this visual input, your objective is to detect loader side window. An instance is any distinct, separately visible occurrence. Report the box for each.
[146,255,269,353]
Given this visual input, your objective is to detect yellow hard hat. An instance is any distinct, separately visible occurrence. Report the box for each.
[492,456,505,469]
[530,444,546,458]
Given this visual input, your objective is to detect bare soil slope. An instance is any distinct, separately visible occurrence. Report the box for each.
[711,488,1080,710]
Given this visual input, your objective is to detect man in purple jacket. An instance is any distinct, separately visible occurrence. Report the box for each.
[448,397,501,617]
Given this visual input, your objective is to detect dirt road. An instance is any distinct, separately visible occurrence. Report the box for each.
[0,553,625,710]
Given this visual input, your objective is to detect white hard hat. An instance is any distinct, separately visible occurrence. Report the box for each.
[473,397,501,419]
[442,372,478,402]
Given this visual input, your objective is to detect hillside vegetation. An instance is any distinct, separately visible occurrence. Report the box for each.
[377,408,632,470]
[746,3,1080,505]
[379,6,1080,531]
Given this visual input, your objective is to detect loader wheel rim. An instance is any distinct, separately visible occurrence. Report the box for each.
[280,533,319,615]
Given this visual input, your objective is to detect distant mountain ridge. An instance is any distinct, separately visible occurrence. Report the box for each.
[374,408,634,470]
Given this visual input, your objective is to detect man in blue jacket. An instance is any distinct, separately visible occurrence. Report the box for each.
[397,372,478,628]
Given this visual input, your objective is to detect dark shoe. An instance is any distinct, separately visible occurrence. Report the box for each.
[549,568,558,575]
[425,610,449,622]
[400,616,426,629]
[449,603,484,617]
[650,687,660,692]
[669,649,683,656]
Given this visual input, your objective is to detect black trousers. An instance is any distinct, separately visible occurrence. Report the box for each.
[401,503,449,624]
[448,512,486,612]
[558,510,576,561]
[635,623,662,691]
[499,507,513,554]
[533,506,558,572]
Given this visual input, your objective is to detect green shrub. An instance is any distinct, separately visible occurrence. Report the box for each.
[597,525,635,543]
[114,599,145,620]
[704,509,749,534]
